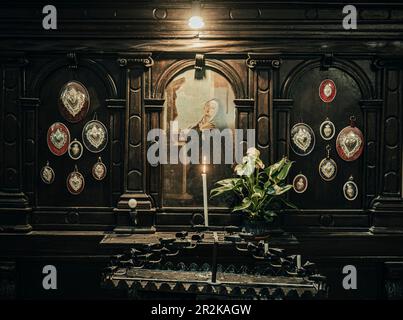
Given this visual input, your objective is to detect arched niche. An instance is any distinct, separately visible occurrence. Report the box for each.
[282,58,374,100]
[280,58,374,210]
[159,65,238,210]
[154,59,245,100]
[32,58,118,207]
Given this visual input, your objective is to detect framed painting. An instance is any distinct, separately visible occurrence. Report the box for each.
[162,68,236,208]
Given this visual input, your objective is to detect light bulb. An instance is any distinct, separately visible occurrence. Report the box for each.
[188,15,204,29]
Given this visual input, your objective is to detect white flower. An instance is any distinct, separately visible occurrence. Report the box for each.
[246,147,260,158]
[255,158,265,170]
[235,159,255,176]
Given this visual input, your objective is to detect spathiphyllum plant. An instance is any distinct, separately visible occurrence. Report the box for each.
[210,147,297,223]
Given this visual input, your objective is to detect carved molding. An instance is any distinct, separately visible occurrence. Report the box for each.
[281,58,374,100]
[194,53,205,71]
[154,59,245,99]
[105,98,126,109]
[117,53,154,68]
[320,53,334,71]
[372,57,403,70]
[144,98,165,112]
[234,98,254,111]
[18,97,40,108]
[246,53,282,70]
[0,52,28,67]
[32,58,118,98]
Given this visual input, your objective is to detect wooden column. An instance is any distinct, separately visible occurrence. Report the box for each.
[273,99,293,161]
[106,98,126,206]
[144,98,164,209]
[114,53,156,233]
[247,53,281,164]
[234,98,255,157]
[0,54,32,232]
[371,59,403,233]
[359,99,382,208]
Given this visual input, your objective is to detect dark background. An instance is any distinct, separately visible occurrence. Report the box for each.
[1,0,403,299]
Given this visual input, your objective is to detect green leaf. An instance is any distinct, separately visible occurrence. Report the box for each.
[251,192,263,200]
[261,210,277,222]
[265,185,276,195]
[210,185,234,198]
[273,184,293,195]
[265,157,286,178]
[232,197,252,212]
[263,179,272,190]
[253,185,264,196]
[278,196,299,210]
[276,160,294,181]
[215,178,241,186]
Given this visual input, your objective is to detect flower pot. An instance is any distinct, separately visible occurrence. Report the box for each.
[241,214,283,239]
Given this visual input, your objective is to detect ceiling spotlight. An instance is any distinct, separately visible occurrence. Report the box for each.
[188,1,204,29]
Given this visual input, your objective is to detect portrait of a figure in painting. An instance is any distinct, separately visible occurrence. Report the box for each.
[162,68,236,207]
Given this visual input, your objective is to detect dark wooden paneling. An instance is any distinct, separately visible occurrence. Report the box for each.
[381,69,401,197]
[1,65,21,192]
[285,63,365,210]
[35,60,113,208]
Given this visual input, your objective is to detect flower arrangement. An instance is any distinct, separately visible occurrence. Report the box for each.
[210,147,296,223]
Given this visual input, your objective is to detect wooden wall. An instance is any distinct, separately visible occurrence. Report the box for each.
[1,0,403,299]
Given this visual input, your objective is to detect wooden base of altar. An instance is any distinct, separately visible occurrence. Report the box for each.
[101,230,327,300]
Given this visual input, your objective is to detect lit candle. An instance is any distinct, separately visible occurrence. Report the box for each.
[202,156,209,227]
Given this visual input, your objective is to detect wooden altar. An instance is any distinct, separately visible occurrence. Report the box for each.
[102,231,327,299]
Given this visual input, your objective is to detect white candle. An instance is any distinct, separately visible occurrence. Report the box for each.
[202,158,209,227]
[264,242,269,254]
[297,255,301,269]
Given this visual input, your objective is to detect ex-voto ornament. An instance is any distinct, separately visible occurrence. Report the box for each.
[68,138,84,160]
[336,116,364,162]
[319,79,337,103]
[319,117,336,141]
[92,157,107,181]
[319,144,337,181]
[293,173,308,193]
[66,165,85,195]
[82,114,108,153]
[290,123,315,156]
[343,175,358,201]
[58,81,90,123]
[40,161,55,184]
[47,122,70,156]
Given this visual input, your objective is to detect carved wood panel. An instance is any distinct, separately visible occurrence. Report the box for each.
[106,98,125,206]
[1,65,21,192]
[255,68,272,164]
[381,69,402,197]
[0,51,401,231]
[126,69,143,192]
[360,99,382,208]
[273,99,292,161]
[21,98,39,205]
[235,99,254,158]
[282,61,367,210]
[145,98,164,208]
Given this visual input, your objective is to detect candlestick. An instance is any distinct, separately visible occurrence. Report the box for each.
[202,156,209,227]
